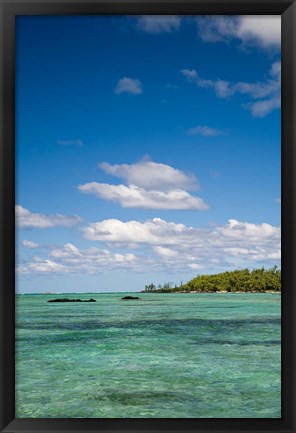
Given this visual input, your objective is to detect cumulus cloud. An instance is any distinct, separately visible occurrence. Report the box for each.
[135,15,280,48]
[181,61,281,117]
[19,243,139,275]
[136,15,181,33]
[114,77,143,95]
[196,15,280,49]
[99,161,197,191]
[245,96,280,117]
[187,125,223,137]
[22,240,39,249]
[79,183,208,210]
[81,217,280,270]
[18,218,280,276]
[82,217,280,246]
[50,243,137,268]
[16,205,81,229]
[216,218,279,240]
[78,160,208,210]
[188,263,204,270]
[238,16,281,48]
[181,68,233,98]
[27,259,68,274]
[153,245,178,258]
[82,218,191,244]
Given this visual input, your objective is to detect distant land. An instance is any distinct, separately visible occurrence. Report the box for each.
[141,267,281,293]
[16,267,281,295]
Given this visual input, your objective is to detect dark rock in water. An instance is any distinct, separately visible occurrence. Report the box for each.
[121,296,140,300]
[47,298,96,303]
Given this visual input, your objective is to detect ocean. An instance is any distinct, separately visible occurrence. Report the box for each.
[15,292,281,418]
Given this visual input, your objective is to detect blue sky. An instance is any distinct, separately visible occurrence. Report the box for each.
[15,15,281,293]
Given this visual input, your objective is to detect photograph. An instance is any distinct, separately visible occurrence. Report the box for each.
[14,13,283,419]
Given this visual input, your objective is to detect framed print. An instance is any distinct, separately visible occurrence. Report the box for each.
[0,0,295,432]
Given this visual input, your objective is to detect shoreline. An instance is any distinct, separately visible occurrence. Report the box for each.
[141,290,281,294]
[16,291,281,295]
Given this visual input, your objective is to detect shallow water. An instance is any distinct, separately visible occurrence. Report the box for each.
[15,292,281,418]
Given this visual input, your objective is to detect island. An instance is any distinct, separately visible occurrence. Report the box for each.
[141,267,281,293]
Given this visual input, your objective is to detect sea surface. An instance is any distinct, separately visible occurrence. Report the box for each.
[15,292,281,418]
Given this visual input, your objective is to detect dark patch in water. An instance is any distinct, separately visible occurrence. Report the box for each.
[16,316,281,348]
[191,339,280,347]
[17,316,281,332]
[92,390,183,405]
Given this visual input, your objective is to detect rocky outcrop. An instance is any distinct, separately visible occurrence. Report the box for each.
[47,298,96,303]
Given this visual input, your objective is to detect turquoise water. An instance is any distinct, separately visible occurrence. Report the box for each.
[15,293,281,418]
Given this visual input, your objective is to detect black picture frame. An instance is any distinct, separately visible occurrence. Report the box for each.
[0,0,295,432]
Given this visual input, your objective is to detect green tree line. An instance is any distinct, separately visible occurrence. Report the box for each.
[143,266,281,293]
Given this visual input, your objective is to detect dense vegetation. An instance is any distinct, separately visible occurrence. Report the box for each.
[143,267,281,293]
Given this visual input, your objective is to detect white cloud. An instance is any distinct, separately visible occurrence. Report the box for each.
[135,15,280,48]
[136,16,181,33]
[197,16,238,43]
[28,259,68,274]
[223,247,281,261]
[114,77,143,95]
[188,263,203,270]
[22,240,39,249]
[20,243,139,275]
[181,61,281,117]
[244,94,280,118]
[50,242,82,258]
[181,69,198,80]
[82,217,280,247]
[216,218,279,240]
[237,16,281,48]
[16,205,81,229]
[99,160,197,191]
[50,243,137,269]
[187,125,223,137]
[82,218,191,244]
[153,246,178,258]
[79,183,208,210]
[18,218,280,276]
[196,15,281,49]
[81,217,280,271]
[181,68,233,98]
[78,160,208,210]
